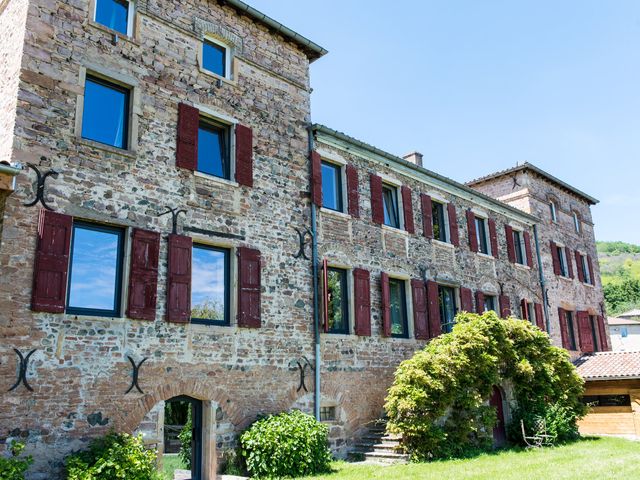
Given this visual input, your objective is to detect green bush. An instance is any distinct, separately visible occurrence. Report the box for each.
[384,311,586,461]
[240,410,332,479]
[178,407,192,469]
[65,432,161,480]
[508,401,580,445]
[0,441,33,480]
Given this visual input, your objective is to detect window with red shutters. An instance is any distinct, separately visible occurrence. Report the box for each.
[550,241,561,275]
[587,256,595,285]
[523,231,533,267]
[575,251,585,283]
[353,268,371,336]
[520,299,529,321]
[380,272,391,336]
[505,225,516,263]
[31,210,73,313]
[596,315,608,351]
[466,210,478,252]
[447,203,459,246]
[310,151,322,206]
[166,234,192,323]
[411,279,429,339]
[237,247,261,328]
[489,218,499,259]
[565,246,574,278]
[499,295,511,318]
[558,308,570,349]
[235,124,253,187]
[426,280,441,338]
[460,287,473,312]
[475,291,485,314]
[346,164,360,218]
[370,174,384,224]
[534,303,545,331]
[126,229,160,321]
[401,186,415,234]
[176,103,199,170]
[577,311,594,353]
[420,194,434,239]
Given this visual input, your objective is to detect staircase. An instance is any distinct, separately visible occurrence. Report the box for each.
[348,419,409,465]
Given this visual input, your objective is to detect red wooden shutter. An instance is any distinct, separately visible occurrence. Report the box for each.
[31,210,73,313]
[411,279,429,339]
[126,229,160,321]
[466,210,478,252]
[520,299,529,321]
[475,291,485,314]
[575,251,584,283]
[587,256,595,285]
[550,241,561,275]
[166,234,192,323]
[577,311,594,353]
[380,272,391,336]
[235,124,253,187]
[460,287,473,312]
[596,315,608,351]
[447,203,459,246]
[499,295,511,318]
[489,218,499,259]
[401,186,415,234]
[311,151,322,206]
[565,247,574,279]
[353,268,371,336]
[427,280,441,338]
[534,303,545,330]
[237,247,261,328]
[176,103,199,170]
[346,164,360,218]
[370,174,384,224]
[421,194,434,239]
[524,231,533,268]
[558,308,570,349]
[505,225,516,263]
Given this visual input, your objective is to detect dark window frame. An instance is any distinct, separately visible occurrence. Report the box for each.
[321,161,344,213]
[191,244,231,327]
[513,230,526,265]
[566,310,577,350]
[202,38,229,78]
[589,315,600,351]
[484,295,497,313]
[432,201,448,242]
[319,405,336,422]
[557,246,568,277]
[549,201,557,222]
[439,285,458,333]
[388,277,409,338]
[582,394,631,407]
[82,75,131,150]
[95,0,131,35]
[66,221,125,318]
[475,216,490,255]
[382,184,401,229]
[326,267,349,335]
[580,254,592,284]
[197,116,231,180]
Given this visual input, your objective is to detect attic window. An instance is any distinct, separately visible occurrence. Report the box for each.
[202,37,230,79]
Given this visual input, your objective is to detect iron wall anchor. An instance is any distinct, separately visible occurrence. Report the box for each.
[23,163,59,211]
[8,348,37,392]
[125,356,147,394]
[158,206,187,234]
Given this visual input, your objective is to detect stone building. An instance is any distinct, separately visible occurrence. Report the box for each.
[0,0,607,478]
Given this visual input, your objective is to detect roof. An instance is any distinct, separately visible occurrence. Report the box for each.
[618,309,640,319]
[608,316,640,326]
[574,351,640,381]
[224,0,327,61]
[312,124,539,224]
[466,162,599,205]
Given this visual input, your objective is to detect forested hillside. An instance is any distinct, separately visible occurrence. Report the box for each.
[597,241,640,315]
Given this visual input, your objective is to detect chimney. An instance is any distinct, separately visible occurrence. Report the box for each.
[403,151,423,168]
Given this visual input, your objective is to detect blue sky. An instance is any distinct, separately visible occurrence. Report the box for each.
[250,0,640,243]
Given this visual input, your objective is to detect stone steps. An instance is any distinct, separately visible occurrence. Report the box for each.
[348,419,409,465]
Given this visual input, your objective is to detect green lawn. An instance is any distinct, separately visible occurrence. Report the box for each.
[299,437,639,480]
[162,454,187,480]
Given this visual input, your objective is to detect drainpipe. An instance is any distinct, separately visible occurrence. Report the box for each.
[307,125,321,421]
[533,224,550,333]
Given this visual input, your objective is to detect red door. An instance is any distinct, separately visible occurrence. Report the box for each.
[490,386,507,446]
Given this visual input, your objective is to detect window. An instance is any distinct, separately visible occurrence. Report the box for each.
[326,267,349,334]
[321,161,344,212]
[475,216,490,255]
[524,302,535,325]
[566,311,577,350]
[67,222,124,317]
[621,327,628,338]
[484,295,497,313]
[94,0,133,36]
[573,212,581,233]
[82,75,130,149]
[439,285,457,333]
[197,117,231,179]
[432,201,448,242]
[513,230,527,265]
[557,246,569,277]
[320,406,336,422]
[382,184,400,229]
[582,395,631,407]
[590,315,600,351]
[549,201,557,222]
[191,245,230,326]
[579,254,592,284]
[388,278,408,337]
[202,38,229,78]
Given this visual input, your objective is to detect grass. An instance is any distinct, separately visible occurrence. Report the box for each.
[298,437,639,480]
[162,454,187,480]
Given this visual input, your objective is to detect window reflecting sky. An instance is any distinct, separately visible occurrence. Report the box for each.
[198,123,226,178]
[321,162,342,211]
[68,227,120,310]
[192,246,227,321]
[82,77,128,149]
[203,41,226,77]
[95,0,129,35]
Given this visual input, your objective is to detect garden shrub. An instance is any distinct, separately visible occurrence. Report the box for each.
[65,432,161,480]
[178,408,192,469]
[384,311,586,461]
[240,410,332,479]
[0,441,33,480]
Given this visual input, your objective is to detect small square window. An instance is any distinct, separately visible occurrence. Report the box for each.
[67,222,125,317]
[95,0,131,36]
[432,201,448,242]
[389,278,408,338]
[203,39,228,78]
[439,285,457,333]
[82,75,130,149]
[197,118,231,179]
[475,217,490,255]
[191,245,230,326]
[326,267,349,334]
[320,406,336,422]
[321,161,344,212]
[382,184,400,229]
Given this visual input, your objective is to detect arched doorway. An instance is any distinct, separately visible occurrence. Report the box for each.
[490,386,507,446]
[165,396,203,480]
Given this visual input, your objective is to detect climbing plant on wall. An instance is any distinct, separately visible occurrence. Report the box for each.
[384,311,586,461]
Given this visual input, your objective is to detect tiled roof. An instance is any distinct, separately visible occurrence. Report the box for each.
[608,317,640,326]
[618,309,640,319]
[574,351,640,380]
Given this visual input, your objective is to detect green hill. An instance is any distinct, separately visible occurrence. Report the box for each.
[597,241,640,315]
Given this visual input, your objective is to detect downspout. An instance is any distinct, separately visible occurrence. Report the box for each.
[308,125,321,421]
[533,224,550,332]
